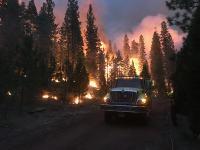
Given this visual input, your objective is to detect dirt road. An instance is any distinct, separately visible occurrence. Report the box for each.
[0,99,180,150]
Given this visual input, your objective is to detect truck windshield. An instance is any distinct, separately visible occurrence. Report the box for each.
[115,79,142,89]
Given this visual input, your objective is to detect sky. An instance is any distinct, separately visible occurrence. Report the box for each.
[23,0,184,52]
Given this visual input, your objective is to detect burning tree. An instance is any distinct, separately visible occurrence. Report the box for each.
[123,34,131,59]
[139,35,147,74]
[131,40,139,57]
[128,61,136,77]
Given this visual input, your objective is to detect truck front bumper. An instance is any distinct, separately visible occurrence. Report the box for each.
[100,104,149,114]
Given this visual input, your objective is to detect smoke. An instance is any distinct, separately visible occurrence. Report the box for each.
[115,14,185,54]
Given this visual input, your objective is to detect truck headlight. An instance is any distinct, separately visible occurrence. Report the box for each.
[137,98,147,105]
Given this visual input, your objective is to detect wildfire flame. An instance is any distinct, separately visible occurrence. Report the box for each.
[129,57,140,75]
[73,97,82,105]
[100,41,106,50]
[85,92,93,99]
[89,79,98,88]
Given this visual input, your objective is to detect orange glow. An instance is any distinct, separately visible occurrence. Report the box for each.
[100,41,107,50]
[89,79,98,88]
[42,93,58,101]
[85,92,93,99]
[129,57,140,75]
[73,97,82,105]
[42,94,49,99]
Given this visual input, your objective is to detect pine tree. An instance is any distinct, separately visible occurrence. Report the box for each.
[64,0,88,96]
[98,49,107,95]
[107,40,114,59]
[174,5,200,134]
[140,62,151,79]
[85,4,101,78]
[131,40,139,56]
[0,0,22,96]
[123,34,130,59]
[150,32,166,96]
[110,50,122,83]
[166,0,199,32]
[37,0,57,87]
[65,0,84,67]
[139,35,147,73]
[128,61,136,77]
[72,52,89,96]
[160,21,176,91]
[25,0,38,35]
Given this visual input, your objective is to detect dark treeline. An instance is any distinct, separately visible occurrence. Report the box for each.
[0,0,107,106]
[167,0,200,136]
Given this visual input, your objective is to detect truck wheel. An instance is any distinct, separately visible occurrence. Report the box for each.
[104,111,112,123]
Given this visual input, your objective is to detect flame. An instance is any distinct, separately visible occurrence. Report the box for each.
[85,92,93,99]
[42,93,58,101]
[73,97,82,105]
[129,57,140,75]
[89,79,98,88]
[100,41,107,50]
[42,94,49,99]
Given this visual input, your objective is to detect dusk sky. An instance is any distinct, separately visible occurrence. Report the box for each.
[27,0,184,51]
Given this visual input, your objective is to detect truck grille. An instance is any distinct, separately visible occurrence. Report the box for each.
[110,91,137,104]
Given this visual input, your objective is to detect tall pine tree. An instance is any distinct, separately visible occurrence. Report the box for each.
[131,40,139,56]
[123,34,130,59]
[37,0,57,87]
[64,0,88,96]
[160,21,176,92]
[0,0,22,100]
[139,35,147,73]
[65,0,84,67]
[150,32,166,96]
[85,4,101,79]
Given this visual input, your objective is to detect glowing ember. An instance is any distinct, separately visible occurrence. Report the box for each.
[42,94,49,99]
[73,97,82,105]
[89,80,98,88]
[42,93,58,101]
[85,93,93,99]
[52,96,58,100]
[130,57,140,75]
[7,91,12,96]
[100,41,106,50]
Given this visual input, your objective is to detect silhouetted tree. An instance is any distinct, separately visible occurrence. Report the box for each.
[0,0,22,102]
[64,0,88,96]
[139,35,147,73]
[128,61,136,77]
[140,62,151,79]
[166,0,200,32]
[37,0,57,87]
[160,21,176,92]
[85,4,101,78]
[150,32,166,96]
[123,34,130,59]
[131,40,139,56]
[98,49,107,95]
[65,0,84,67]
[173,5,200,136]
[72,52,89,96]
